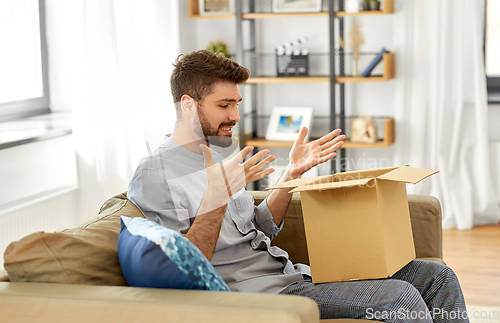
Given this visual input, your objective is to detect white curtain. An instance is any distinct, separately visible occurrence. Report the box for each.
[46,0,179,220]
[393,0,500,229]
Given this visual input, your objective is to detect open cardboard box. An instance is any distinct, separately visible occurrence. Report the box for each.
[267,166,439,283]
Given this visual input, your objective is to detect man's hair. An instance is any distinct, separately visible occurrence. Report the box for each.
[170,50,250,106]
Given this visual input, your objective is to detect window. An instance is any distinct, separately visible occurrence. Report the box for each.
[0,0,49,121]
[486,0,500,103]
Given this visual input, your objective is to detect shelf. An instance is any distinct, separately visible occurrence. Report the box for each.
[336,53,395,83]
[188,0,394,19]
[245,118,395,149]
[188,0,234,18]
[243,12,328,19]
[246,77,330,84]
[246,138,393,149]
[246,53,395,84]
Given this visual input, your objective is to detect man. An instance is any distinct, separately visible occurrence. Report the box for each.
[128,50,469,322]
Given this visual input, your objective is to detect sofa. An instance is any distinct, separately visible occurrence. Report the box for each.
[0,191,444,323]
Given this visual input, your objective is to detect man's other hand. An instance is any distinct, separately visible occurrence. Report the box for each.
[287,128,345,179]
[199,144,275,209]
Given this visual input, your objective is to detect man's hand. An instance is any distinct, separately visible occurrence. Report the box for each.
[266,128,345,226]
[199,144,275,212]
[287,128,345,180]
[187,145,275,261]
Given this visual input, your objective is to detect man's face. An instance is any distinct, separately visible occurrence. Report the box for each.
[195,82,241,148]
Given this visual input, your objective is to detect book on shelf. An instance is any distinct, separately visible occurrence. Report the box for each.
[361,48,389,77]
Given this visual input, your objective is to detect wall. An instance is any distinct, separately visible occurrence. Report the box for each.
[0,136,79,268]
[0,136,77,209]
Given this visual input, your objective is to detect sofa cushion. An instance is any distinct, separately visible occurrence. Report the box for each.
[118,216,230,291]
[3,192,145,285]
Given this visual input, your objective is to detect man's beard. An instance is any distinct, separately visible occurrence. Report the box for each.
[196,106,235,148]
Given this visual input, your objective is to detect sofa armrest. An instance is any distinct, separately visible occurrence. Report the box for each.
[407,194,443,259]
[249,191,443,264]
[0,269,9,282]
[0,282,319,323]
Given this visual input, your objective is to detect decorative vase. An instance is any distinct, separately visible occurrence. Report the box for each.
[362,1,370,11]
[352,56,360,77]
[369,1,380,11]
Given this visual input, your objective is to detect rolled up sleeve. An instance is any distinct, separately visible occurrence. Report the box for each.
[253,197,283,239]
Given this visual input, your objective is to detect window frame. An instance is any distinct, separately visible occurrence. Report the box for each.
[0,0,50,121]
[486,0,500,103]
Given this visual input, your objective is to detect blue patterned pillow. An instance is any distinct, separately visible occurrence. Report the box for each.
[117,216,230,291]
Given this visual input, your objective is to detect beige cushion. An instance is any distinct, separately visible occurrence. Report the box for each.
[3,192,145,285]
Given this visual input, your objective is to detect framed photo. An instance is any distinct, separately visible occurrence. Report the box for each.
[199,0,234,15]
[272,0,323,13]
[265,107,313,141]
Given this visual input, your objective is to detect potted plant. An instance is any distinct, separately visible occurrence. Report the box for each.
[206,40,230,58]
[369,0,380,11]
[362,0,370,11]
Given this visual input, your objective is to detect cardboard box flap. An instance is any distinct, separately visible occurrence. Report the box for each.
[376,166,439,184]
[333,166,399,181]
[289,178,374,193]
[265,174,334,190]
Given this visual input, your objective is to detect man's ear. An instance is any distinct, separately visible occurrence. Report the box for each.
[180,95,196,114]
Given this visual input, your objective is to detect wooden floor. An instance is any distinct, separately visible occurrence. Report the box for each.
[442,224,500,306]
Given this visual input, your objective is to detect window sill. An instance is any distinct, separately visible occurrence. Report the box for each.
[0,111,72,150]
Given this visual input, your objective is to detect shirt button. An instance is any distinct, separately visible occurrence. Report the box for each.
[251,242,257,248]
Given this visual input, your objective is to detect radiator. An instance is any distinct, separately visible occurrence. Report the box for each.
[0,190,78,267]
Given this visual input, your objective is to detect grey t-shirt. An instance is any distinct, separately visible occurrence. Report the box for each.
[127,136,309,294]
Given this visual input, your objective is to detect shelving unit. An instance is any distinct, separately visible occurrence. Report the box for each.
[188,1,394,18]
[188,0,395,177]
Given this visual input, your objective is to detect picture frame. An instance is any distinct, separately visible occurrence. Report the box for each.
[199,0,234,15]
[272,0,323,13]
[265,106,313,141]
